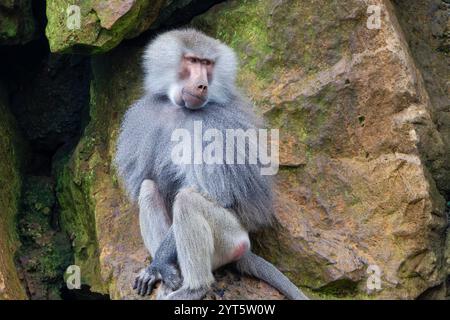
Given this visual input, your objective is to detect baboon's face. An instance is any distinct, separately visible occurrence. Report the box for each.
[143,29,237,109]
[170,54,214,110]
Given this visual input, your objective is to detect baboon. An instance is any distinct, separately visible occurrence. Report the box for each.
[115,29,308,300]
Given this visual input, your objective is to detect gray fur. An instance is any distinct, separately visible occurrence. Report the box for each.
[236,252,309,300]
[133,225,182,296]
[138,180,171,257]
[172,188,216,290]
[172,187,250,290]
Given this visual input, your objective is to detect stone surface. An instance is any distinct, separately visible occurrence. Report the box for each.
[45,0,165,54]
[393,0,450,298]
[0,81,27,300]
[53,0,450,300]
[392,0,450,199]
[55,44,147,297]
[16,176,72,300]
[192,0,448,299]
[0,0,35,45]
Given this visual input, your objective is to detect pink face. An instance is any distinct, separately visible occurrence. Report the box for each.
[173,54,214,109]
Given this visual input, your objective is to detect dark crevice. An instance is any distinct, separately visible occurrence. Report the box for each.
[392,0,450,202]
[152,0,226,31]
[0,0,93,300]
[417,283,447,300]
[60,285,109,300]
[124,0,225,47]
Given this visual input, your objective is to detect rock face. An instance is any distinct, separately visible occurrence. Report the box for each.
[0,82,27,300]
[0,0,448,300]
[192,0,448,299]
[45,0,165,54]
[55,45,146,297]
[16,176,72,300]
[0,0,35,45]
[393,0,450,199]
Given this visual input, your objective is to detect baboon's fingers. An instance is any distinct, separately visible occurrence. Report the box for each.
[134,266,162,296]
[146,276,157,295]
[138,274,151,295]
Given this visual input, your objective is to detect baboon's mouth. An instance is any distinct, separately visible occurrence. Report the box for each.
[181,89,207,109]
[182,89,206,102]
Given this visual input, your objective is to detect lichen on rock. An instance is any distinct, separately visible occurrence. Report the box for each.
[45,0,165,54]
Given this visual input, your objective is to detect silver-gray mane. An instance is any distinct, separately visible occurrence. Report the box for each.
[115,29,274,231]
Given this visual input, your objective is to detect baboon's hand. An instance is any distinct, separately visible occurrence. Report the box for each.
[133,265,160,296]
[133,263,182,296]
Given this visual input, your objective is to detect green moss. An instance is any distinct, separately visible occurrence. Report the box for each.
[38,234,72,281]
[54,45,144,296]
[16,176,73,299]
[45,0,164,54]
[192,0,277,86]
[0,0,35,44]
[312,278,359,298]
[0,16,18,38]
[0,82,27,300]
[263,83,335,160]
[194,0,350,158]
[55,152,106,293]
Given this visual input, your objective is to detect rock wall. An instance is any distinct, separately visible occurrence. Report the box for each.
[53,0,449,299]
[55,45,145,298]
[45,0,165,53]
[190,0,449,299]
[0,82,27,299]
[393,0,450,198]
[0,0,448,300]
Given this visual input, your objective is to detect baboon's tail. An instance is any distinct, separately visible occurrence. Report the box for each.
[236,251,309,300]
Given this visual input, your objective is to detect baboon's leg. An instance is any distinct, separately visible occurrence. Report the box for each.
[134,179,181,296]
[167,187,250,300]
[138,179,171,257]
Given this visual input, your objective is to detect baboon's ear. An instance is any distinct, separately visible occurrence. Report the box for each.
[142,31,183,96]
[208,41,238,104]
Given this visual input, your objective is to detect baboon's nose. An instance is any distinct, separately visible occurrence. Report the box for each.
[197,84,208,96]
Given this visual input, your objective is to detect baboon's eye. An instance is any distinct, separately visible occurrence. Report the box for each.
[188,57,198,63]
[202,60,212,66]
